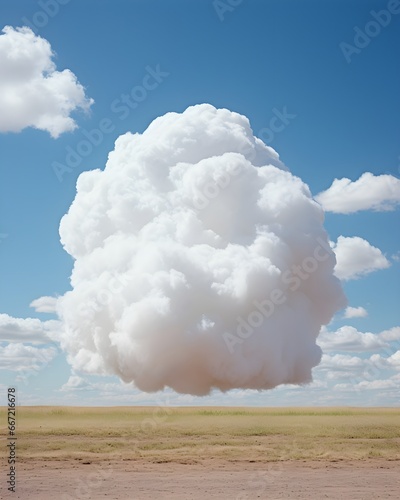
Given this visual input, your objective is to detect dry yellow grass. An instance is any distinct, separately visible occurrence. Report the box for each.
[1,406,399,463]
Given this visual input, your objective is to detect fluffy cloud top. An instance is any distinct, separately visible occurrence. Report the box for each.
[0,26,93,138]
[315,173,400,214]
[332,236,390,280]
[57,103,345,396]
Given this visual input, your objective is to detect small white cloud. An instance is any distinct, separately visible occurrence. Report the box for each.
[319,353,367,370]
[343,306,368,319]
[0,26,93,138]
[318,325,388,352]
[61,375,91,391]
[332,235,390,280]
[315,172,400,213]
[379,327,400,342]
[30,296,58,313]
[0,313,61,343]
[0,343,57,372]
[391,251,400,262]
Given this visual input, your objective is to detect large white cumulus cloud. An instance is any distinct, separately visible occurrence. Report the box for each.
[0,26,93,138]
[58,104,345,395]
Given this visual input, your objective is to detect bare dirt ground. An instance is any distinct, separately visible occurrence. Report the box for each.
[5,458,400,499]
[1,408,399,499]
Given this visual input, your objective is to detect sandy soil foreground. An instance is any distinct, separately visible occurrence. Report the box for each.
[3,459,399,499]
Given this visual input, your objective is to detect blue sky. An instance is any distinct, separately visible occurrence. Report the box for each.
[0,0,399,406]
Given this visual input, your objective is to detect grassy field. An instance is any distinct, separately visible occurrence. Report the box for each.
[1,406,399,463]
